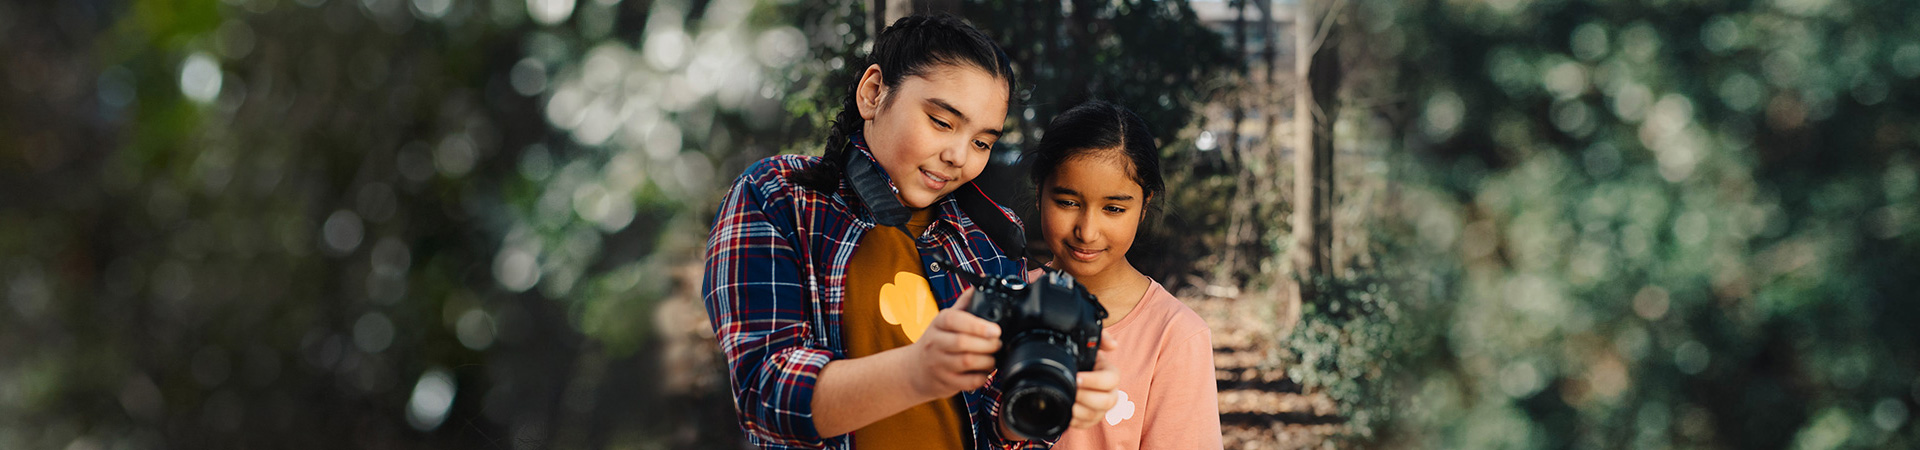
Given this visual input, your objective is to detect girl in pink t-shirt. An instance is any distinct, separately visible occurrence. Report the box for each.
[1025,101,1223,449]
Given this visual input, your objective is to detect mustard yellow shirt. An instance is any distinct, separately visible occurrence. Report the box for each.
[842,208,967,450]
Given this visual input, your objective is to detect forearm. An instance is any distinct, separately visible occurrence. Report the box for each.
[811,345,939,437]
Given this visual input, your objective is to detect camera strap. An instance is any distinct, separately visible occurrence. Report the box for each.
[843,144,911,230]
[953,182,1030,264]
[843,141,1029,264]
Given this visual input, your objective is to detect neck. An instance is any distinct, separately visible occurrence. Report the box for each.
[1070,260,1148,313]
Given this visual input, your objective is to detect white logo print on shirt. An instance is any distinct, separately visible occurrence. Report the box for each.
[1105,390,1136,425]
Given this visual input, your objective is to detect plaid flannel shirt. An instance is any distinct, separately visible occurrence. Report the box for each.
[702,134,1047,449]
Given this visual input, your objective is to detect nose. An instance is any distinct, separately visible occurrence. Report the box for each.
[1072,207,1095,243]
[938,138,971,168]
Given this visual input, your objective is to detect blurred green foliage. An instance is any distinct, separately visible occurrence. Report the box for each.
[1,0,803,447]
[1285,0,1920,448]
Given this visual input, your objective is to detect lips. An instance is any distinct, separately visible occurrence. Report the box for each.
[1065,244,1104,262]
[919,169,952,191]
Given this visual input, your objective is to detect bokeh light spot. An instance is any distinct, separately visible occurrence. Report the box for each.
[493,245,540,292]
[178,53,223,104]
[1674,341,1710,375]
[354,312,396,353]
[322,210,365,255]
[456,309,497,351]
[405,368,456,431]
[526,0,574,25]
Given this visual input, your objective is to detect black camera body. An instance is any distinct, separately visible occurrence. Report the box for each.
[965,268,1107,441]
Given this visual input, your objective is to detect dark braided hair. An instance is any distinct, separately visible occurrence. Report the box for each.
[791,13,1018,193]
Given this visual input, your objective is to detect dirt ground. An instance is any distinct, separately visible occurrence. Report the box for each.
[1183,283,1344,450]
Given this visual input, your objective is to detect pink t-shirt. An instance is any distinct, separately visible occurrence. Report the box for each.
[1055,278,1222,450]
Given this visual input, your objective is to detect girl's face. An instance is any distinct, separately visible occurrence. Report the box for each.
[1039,153,1148,279]
[856,63,1008,209]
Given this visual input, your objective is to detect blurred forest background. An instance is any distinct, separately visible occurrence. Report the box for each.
[1,0,1917,449]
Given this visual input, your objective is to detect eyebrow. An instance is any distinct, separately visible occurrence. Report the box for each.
[927,98,1003,137]
[1048,186,1136,202]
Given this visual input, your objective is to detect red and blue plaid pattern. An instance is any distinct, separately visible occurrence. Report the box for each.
[702,135,1044,449]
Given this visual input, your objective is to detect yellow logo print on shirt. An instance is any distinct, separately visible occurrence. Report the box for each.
[878,271,939,342]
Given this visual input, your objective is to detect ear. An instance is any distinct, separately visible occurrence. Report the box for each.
[855,64,886,121]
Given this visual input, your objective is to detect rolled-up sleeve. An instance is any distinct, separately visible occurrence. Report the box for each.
[703,164,835,448]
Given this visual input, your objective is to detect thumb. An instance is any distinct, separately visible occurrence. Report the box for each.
[952,286,975,311]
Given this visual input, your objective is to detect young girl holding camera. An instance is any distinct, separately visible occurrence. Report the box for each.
[1026,100,1223,449]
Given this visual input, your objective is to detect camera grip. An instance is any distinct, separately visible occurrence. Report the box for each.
[965,289,1002,322]
[1077,332,1101,372]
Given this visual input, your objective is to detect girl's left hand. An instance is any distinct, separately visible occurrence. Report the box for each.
[1068,331,1121,430]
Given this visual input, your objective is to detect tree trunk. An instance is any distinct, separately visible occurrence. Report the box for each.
[1221,0,1251,282]
[1227,0,1248,165]
[1292,0,1339,307]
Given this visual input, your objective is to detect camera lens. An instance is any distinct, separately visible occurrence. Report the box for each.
[1005,386,1070,437]
[999,333,1079,440]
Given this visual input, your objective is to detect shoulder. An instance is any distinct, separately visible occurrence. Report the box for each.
[712,155,845,245]
[1143,279,1212,344]
[734,154,821,193]
[723,155,837,208]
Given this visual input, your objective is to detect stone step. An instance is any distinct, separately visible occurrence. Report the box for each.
[1213,345,1276,370]
[1217,389,1337,417]
[1217,367,1302,394]
[1224,422,1341,450]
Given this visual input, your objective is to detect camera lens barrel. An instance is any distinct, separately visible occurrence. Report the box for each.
[960,270,1105,441]
[999,332,1080,441]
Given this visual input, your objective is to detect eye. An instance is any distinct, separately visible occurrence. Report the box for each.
[1053,199,1079,209]
[930,116,952,130]
[1104,205,1127,214]
[973,140,990,150]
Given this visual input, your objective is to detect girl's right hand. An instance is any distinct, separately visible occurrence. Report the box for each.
[908,288,1003,399]
[1068,331,1121,429]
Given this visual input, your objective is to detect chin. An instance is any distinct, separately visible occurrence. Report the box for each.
[914,187,958,208]
[899,192,937,209]
[1058,259,1102,278]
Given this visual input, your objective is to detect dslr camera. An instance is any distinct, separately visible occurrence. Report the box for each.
[940,260,1107,441]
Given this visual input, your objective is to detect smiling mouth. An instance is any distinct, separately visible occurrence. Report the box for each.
[1065,244,1104,262]
[920,169,952,190]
